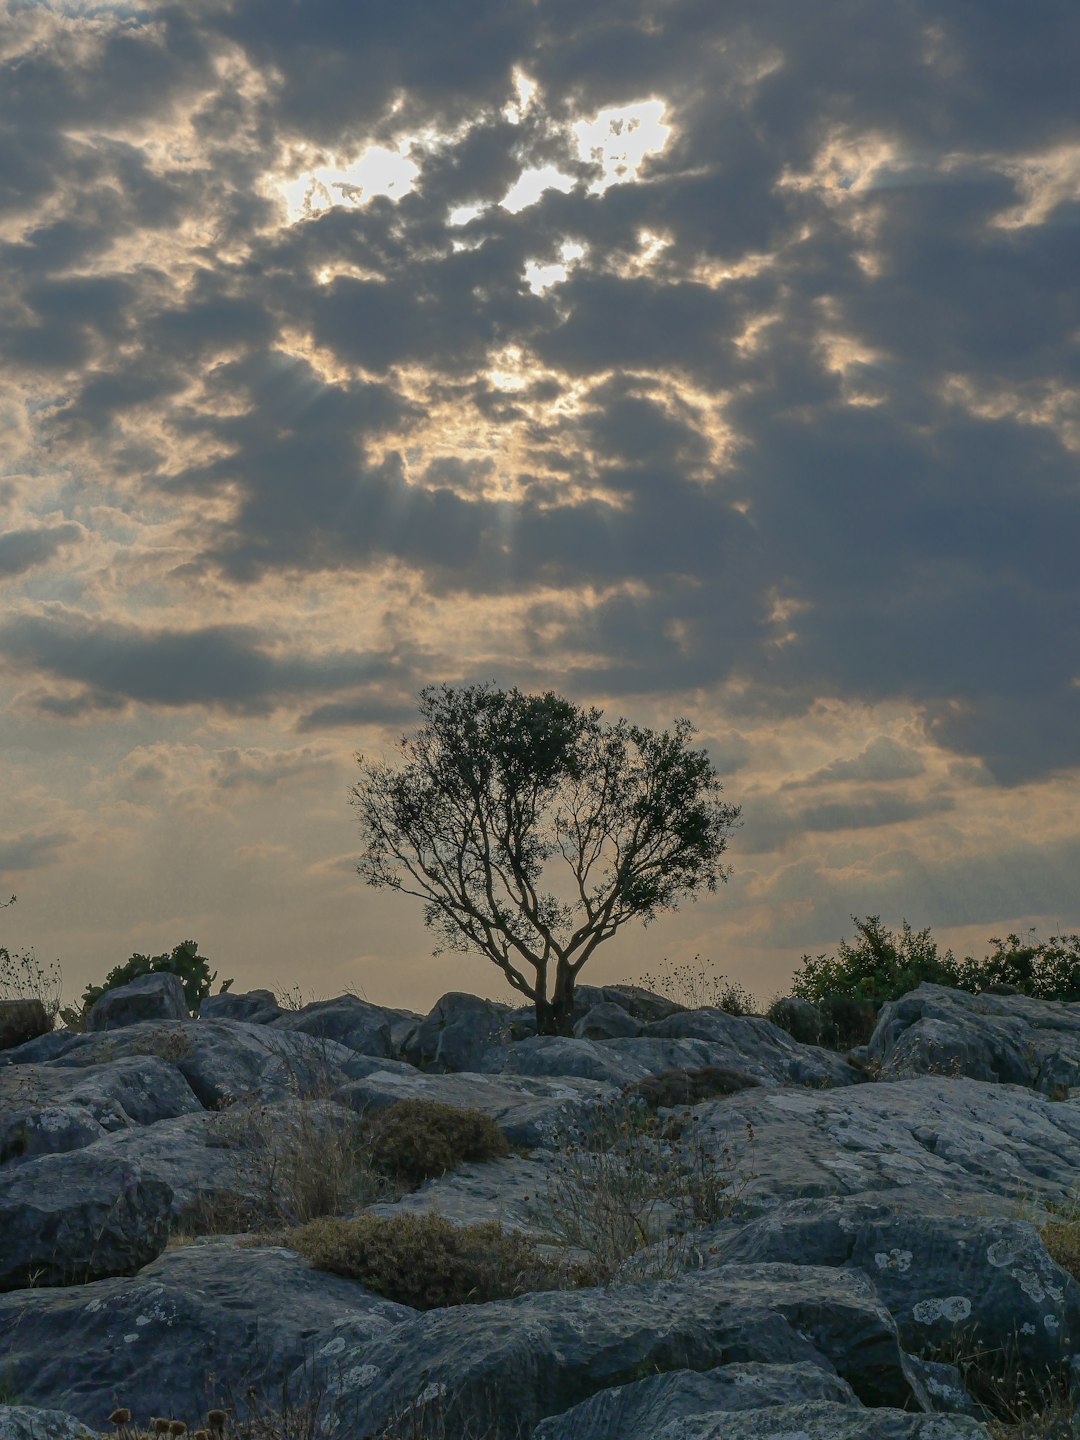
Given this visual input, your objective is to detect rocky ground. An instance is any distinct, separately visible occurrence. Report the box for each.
[1,974,1079,1439]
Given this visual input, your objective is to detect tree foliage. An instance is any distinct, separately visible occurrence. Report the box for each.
[78,938,232,1017]
[352,683,741,1034]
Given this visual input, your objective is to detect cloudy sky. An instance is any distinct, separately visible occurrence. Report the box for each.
[2,0,1078,1014]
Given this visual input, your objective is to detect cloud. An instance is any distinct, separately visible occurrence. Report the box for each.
[0,524,82,578]
[785,736,926,788]
[0,831,71,876]
[0,609,407,717]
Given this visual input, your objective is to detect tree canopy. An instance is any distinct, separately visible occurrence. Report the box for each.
[351,683,741,1034]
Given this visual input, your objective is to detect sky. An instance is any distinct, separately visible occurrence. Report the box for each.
[2,0,1079,1016]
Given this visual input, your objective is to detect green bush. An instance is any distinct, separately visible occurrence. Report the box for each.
[818,993,877,1048]
[766,996,825,1046]
[289,1212,561,1308]
[77,939,233,1018]
[366,1100,510,1188]
[790,916,960,1007]
[791,915,1080,1010]
[953,931,1080,1002]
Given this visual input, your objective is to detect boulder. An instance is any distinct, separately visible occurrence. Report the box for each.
[334,1066,614,1147]
[530,1362,864,1440]
[86,974,189,1031]
[0,1409,94,1440]
[401,992,516,1072]
[689,1196,1079,1377]
[631,1009,866,1087]
[0,1000,52,1053]
[270,994,396,1058]
[610,1031,864,1082]
[542,1398,989,1439]
[0,1241,413,1429]
[573,1002,641,1041]
[768,995,826,1046]
[0,1055,203,1166]
[0,1152,172,1290]
[869,985,1080,1094]
[651,1074,1080,1217]
[199,989,282,1024]
[5,1019,366,1109]
[302,1264,931,1438]
[479,1035,652,1085]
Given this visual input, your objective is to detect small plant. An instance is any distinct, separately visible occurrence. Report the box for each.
[620,1064,761,1110]
[633,954,760,1014]
[531,1095,757,1284]
[287,1212,565,1308]
[0,897,62,1038]
[925,1324,1077,1439]
[365,1100,511,1189]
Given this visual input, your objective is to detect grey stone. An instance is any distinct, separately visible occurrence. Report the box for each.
[271,995,396,1058]
[303,1264,930,1439]
[401,992,516,1072]
[9,1019,363,1109]
[199,989,282,1023]
[633,1401,989,1439]
[657,1074,1080,1216]
[479,1035,652,1085]
[768,995,826,1046]
[333,1066,614,1147]
[630,1009,866,1087]
[0,1152,172,1290]
[86,974,189,1031]
[573,1002,641,1041]
[363,1153,557,1238]
[692,1196,1079,1378]
[0,1408,94,1440]
[0,1241,413,1429]
[531,1362,860,1440]
[0,1055,203,1148]
[869,984,1080,1094]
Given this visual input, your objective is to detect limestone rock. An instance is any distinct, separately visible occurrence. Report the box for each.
[270,994,397,1058]
[0,1408,94,1440]
[86,974,189,1031]
[199,989,282,1023]
[869,984,1080,1094]
[0,1241,412,1428]
[0,1152,172,1290]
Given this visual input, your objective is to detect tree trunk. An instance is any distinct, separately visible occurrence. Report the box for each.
[535,966,575,1036]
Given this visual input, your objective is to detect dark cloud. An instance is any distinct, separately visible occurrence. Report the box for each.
[0,832,72,876]
[0,525,82,579]
[0,610,406,716]
[1,0,1076,799]
[785,737,926,788]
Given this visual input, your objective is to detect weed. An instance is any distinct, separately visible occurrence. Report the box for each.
[284,1211,569,1309]
[365,1100,510,1189]
[631,955,761,1015]
[529,1094,757,1283]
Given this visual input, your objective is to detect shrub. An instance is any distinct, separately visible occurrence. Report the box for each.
[792,916,1080,1012]
[818,993,878,1048]
[289,1212,562,1308]
[766,996,825,1046]
[366,1100,510,1189]
[620,1064,761,1111]
[953,930,1080,1003]
[0,898,62,1036]
[77,939,233,1018]
[790,916,960,1007]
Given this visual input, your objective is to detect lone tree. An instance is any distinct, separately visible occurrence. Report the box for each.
[351,683,741,1035]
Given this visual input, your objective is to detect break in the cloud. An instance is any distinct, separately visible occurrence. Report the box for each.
[1,0,1078,1011]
